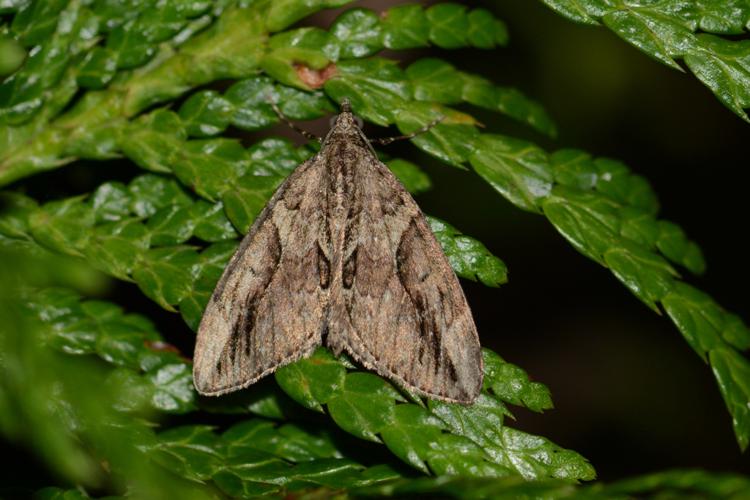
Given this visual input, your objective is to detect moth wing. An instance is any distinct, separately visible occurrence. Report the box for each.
[329,155,483,403]
[194,157,330,396]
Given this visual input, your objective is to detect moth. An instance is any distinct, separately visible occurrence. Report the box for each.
[193,101,483,403]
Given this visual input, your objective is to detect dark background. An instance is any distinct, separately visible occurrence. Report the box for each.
[5,0,749,488]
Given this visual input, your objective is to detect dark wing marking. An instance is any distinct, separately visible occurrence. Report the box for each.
[194,155,330,396]
[327,152,483,403]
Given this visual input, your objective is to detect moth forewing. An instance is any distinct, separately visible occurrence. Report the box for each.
[194,102,483,403]
[193,155,329,396]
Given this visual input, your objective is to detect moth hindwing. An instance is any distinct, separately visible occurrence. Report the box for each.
[193,102,483,403]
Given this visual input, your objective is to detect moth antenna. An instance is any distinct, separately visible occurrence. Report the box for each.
[370,115,444,146]
[269,99,321,142]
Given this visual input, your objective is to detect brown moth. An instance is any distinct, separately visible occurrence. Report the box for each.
[193,101,483,403]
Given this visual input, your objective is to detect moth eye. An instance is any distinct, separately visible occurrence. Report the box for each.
[354,116,364,128]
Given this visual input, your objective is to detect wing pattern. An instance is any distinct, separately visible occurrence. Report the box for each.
[328,151,482,403]
[193,156,331,396]
[195,105,482,403]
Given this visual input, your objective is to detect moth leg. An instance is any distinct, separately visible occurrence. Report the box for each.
[370,116,444,146]
[270,100,321,142]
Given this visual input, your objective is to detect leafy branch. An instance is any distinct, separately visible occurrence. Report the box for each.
[540,0,750,122]
[0,1,509,184]
[21,286,593,483]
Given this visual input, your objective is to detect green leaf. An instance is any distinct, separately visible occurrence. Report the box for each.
[694,3,749,35]
[178,90,234,137]
[146,206,195,246]
[493,427,596,481]
[128,174,193,218]
[325,58,411,126]
[663,282,750,356]
[331,9,383,59]
[247,137,313,176]
[171,139,250,200]
[380,404,446,473]
[0,191,37,239]
[132,246,201,311]
[270,27,340,62]
[381,4,429,50]
[107,20,157,70]
[601,8,695,71]
[31,289,155,367]
[407,58,464,104]
[685,35,750,122]
[224,77,278,130]
[656,221,705,275]
[222,420,340,462]
[470,135,553,213]
[148,361,197,413]
[477,83,557,138]
[468,8,507,49]
[549,150,659,215]
[543,188,620,265]
[429,394,509,453]
[427,216,508,287]
[275,348,347,412]
[539,0,605,25]
[603,242,677,312]
[190,201,239,243]
[482,350,553,413]
[153,426,223,481]
[28,196,94,255]
[426,3,469,49]
[25,288,198,417]
[402,57,557,137]
[121,110,187,174]
[709,348,750,451]
[265,0,354,33]
[86,219,149,280]
[394,103,480,168]
[1,2,266,184]
[76,47,118,89]
[90,181,132,223]
[327,373,403,442]
[354,475,578,499]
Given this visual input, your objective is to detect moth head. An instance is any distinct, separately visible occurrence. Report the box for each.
[331,99,364,130]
